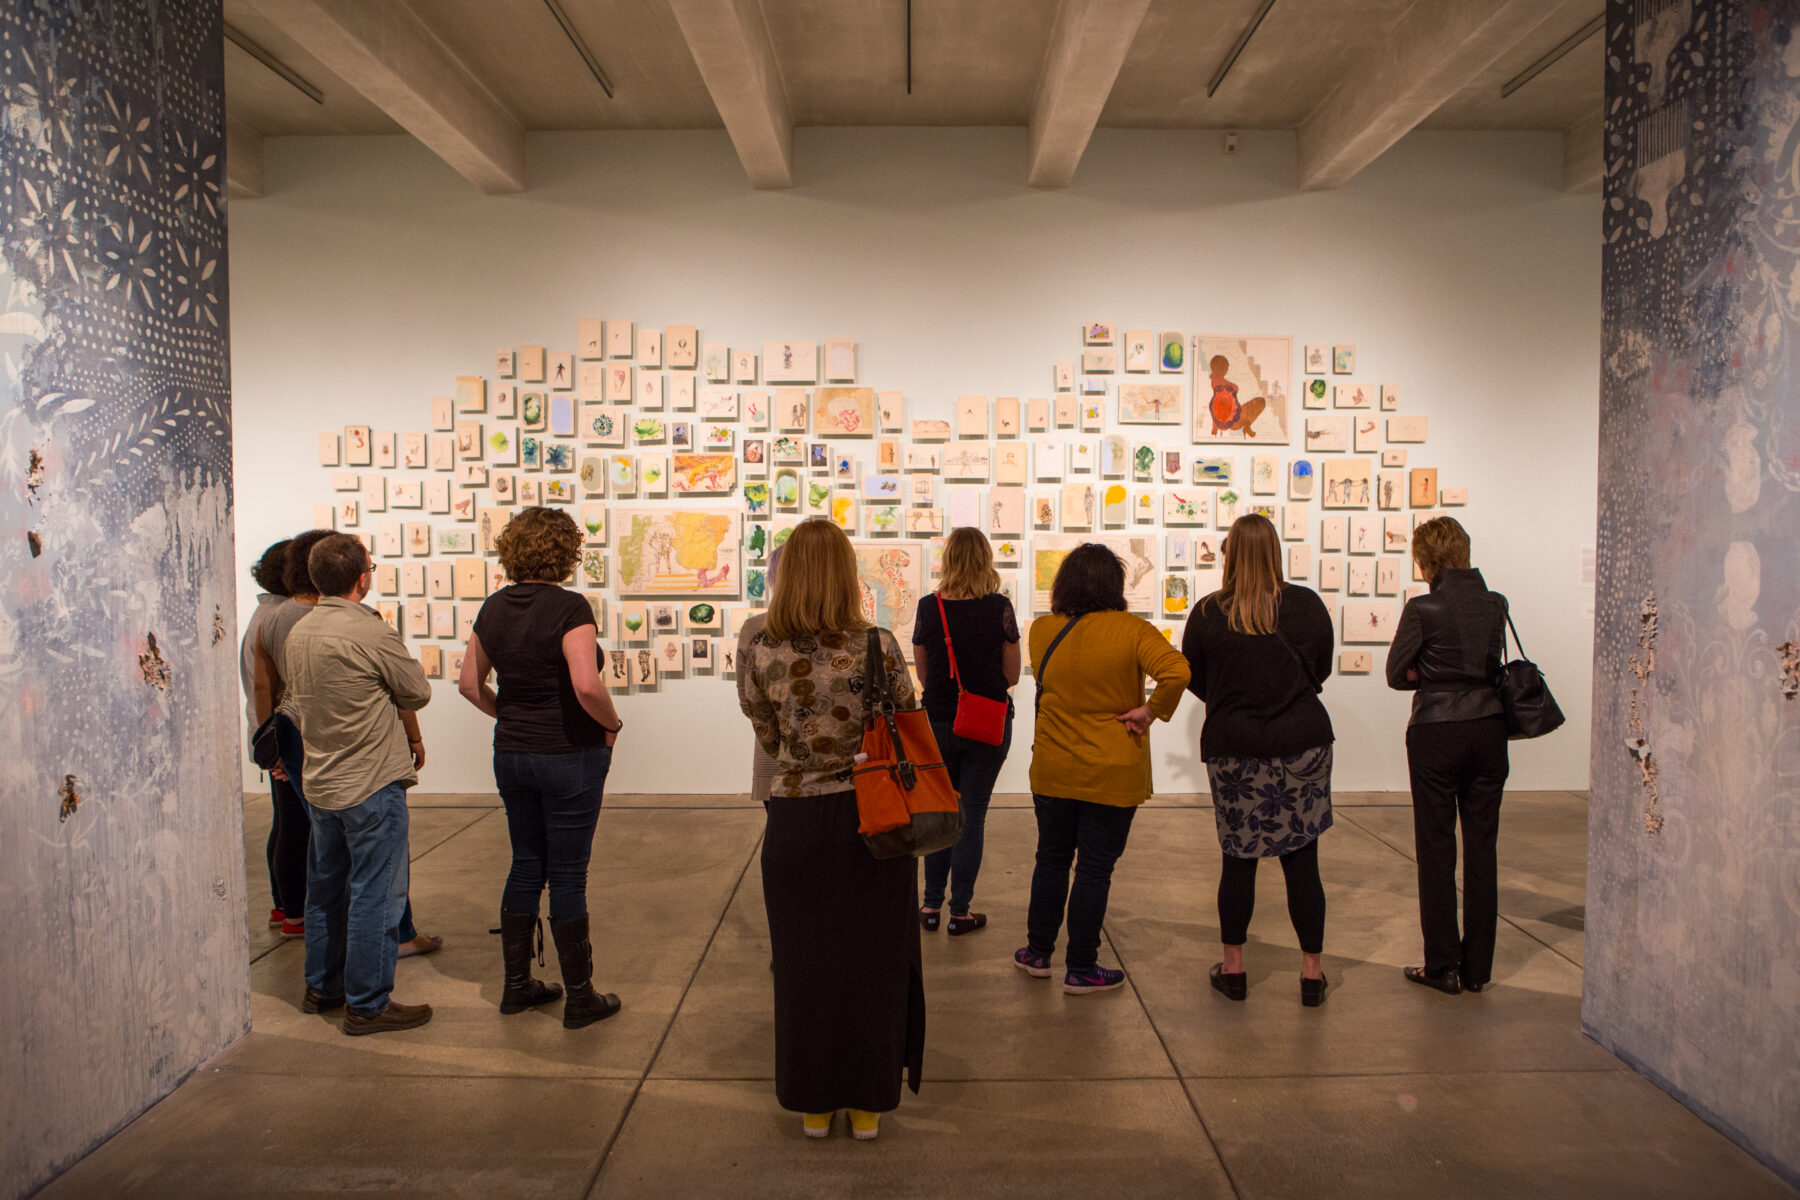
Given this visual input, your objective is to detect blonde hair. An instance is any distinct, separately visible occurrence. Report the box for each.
[763,519,870,643]
[1208,513,1285,635]
[937,527,1000,600]
[1412,516,1471,583]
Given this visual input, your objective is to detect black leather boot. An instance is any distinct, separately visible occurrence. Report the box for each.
[549,915,622,1030]
[499,908,563,1014]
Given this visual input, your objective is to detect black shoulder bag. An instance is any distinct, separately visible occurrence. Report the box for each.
[1497,610,1565,740]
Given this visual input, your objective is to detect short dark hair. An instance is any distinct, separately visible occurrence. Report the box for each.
[252,540,293,596]
[1050,543,1126,617]
[307,534,371,598]
[284,529,335,596]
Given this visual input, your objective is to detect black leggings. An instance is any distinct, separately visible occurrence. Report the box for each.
[1217,839,1325,954]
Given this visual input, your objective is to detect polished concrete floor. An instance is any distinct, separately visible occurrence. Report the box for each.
[41,791,1794,1199]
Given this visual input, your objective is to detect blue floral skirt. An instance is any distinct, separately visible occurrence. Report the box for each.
[1204,744,1334,858]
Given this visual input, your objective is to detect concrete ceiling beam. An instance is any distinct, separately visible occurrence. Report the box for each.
[1562,108,1604,193]
[249,0,526,193]
[1297,0,1577,191]
[1027,0,1155,189]
[667,0,794,189]
[226,116,264,198]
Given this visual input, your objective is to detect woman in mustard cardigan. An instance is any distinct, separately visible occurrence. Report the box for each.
[1016,544,1190,994]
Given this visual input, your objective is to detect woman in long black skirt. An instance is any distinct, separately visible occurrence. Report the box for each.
[738,519,924,1141]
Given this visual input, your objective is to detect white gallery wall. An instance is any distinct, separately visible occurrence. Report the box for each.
[230,128,1598,796]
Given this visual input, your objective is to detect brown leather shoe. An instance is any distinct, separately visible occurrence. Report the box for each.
[343,1000,433,1036]
[301,988,344,1014]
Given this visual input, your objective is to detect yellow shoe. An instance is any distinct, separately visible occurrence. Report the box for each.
[802,1112,832,1139]
[847,1109,879,1141]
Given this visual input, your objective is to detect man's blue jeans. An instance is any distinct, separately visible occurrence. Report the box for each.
[303,782,411,1015]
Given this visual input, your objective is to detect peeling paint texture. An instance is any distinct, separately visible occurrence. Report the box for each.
[1587,1,1800,1187]
[0,5,247,1199]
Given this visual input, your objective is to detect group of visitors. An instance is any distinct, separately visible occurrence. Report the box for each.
[243,505,1515,1142]
[735,512,1511,1139]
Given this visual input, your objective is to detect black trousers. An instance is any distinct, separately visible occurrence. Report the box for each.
[1217,839,1325,954]
[1405,716,1509,984]
[266,771,309,917]
[1026,795,1137,971]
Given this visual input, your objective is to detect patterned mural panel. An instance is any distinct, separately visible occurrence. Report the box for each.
[0,3,244,1194]
[1588,0,1800,1185]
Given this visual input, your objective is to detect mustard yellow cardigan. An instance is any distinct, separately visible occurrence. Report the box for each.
[1027,611,1191,806]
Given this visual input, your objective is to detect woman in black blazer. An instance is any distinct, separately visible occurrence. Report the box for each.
[1386,516,1509,996]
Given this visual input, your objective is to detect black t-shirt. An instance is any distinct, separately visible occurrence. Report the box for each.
[911,592,1021,725]
[1180,584,1335,760]
[472,583,606,754]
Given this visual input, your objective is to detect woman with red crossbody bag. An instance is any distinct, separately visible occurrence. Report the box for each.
[910,528,1022,937]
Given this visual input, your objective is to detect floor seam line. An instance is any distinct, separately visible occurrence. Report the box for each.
[579,825,764,1199]
[1103,925,1245,1200]
[1338,810,1584,973]
[405,807,499,864]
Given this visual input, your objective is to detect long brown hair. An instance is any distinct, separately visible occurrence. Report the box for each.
[1208,513,1284,634]
[763,519,870,642]
[937,527,999,600]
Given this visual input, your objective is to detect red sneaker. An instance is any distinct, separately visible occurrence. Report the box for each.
[280,919,305,938]
[268,908,285,928]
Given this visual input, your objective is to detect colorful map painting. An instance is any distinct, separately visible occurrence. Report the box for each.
[615,509,740,595]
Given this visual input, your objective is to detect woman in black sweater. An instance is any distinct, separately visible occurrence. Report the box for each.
[1181,514,1335,1006]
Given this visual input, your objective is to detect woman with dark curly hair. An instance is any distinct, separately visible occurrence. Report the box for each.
[1182,514,1335,1007]
[242,538,304,931]
[459,506,624,1028]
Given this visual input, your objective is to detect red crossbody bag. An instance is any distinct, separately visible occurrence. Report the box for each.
[936,594,1009,746]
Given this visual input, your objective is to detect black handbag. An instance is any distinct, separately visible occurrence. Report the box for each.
[250,713,283,771]
[1497,611,1565,741]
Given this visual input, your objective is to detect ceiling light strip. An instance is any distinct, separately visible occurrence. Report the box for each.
[1501,11,1604,99]
[542,0,615,99]
[224,23,324,105]
[1206,0,1279,99]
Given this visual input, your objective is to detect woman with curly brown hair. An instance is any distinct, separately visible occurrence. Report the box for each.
[459,507,624,1028]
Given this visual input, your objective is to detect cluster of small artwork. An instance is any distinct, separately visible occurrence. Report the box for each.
[308,319,1465,687]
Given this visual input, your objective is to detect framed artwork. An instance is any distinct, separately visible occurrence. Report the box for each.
[909,475,935,507]
[865,504,903,536]
[906,508,943,535]
[1353,413,1381,453]
[1281,503,1308,541]
[1068,440,1094,474]
[956,395,988,438]
[520,391,546,431]
[454,420,482,461]
[988,487,1025,536]
[700,387,740,421]
[317,432,341,466]
[579,504,608,544]
[487,426,519,467]
[670,420,693,449]
[425,476,451,513]
[777,388,810,432]
[373,431,396,468]
[815,387,876,436]
[743,390,770,429]
[1341,600,1398,643]
[838,451,863,486]
[637,372,665,411]
[1123,329,1153,372]
[1132,443,1156,482]
[1338,649,1373,673]
[1215,491,1241,528]
[496,347,515,378]
[1303,377,1329,409]
[947,485,981,529]
[517,480,540,505]
[549,352,574,390]
[1032,533,1156,613]
[1053,361,1074,392]
[1033,495,1055,529]
[1383,514,1412,554]
[1099,435,1129,478]
[825,338,856,382]
[703,426,736,453]
[808,442,830,471]
[431,436,457,472]
[877,390,904,432]
[666,326,698,370]
[1250,453,1279,495]
[849,541,923,653]
[830,495,857,531]
[1163,575,1191,618]
[1304,414,1350,453]
[1410,467,1438,507]
[1080,376,1108,397]
[1193,334,1292,444]
[542,443,573,474]
[1166,534,1190,569]
[604,363,633,404]
[763,340,818,383]
[637,328,663,366]
[1192,457,1233,486]
[1382,448,1408,468]
[1060,482,1094,529]
[345,425,373,466]
[733,350,757,384]
[1318,557,1343,591]
[492,385,516,420]
[1334,381,1375,410]
[1054,395,1078,428]
[1161,450,1183,483]
[861,474,902,502]
[1117,382,1183,425]
[670,453,738,494]
[1083,321,1116,346]
[1163,491,1209,526]
[1194,535,1220,566]
[1329,344,1358,375]
[995,396,1020,437]
[771,436,804,463]
[640,455,669,496]
[608,455,637,497]
[331,471,359,491]
[1347,558,1373,594]
[1349,513,1381,554]
[579,361,605,403]
[613,508,741,595]
[1377,470,1405,509]
[743,481,772,518]
[1304,343,1328,374]
[1027,397,1049,431]
[1289,460,1315,500]
[1380,382,1401,411]
[773,467,801,509]
[549,394,576,438]
[583,407,627,447]
[1035,438,1064,482]
[1440,486,1468,506]
[578,318,604,359]
[1080,402,1103,432]
[701,342,730,383]
[519,345,546,383]
[669,373,697,411]
[1386,414,1428,443]
[1159,331,1185,374]
[1081,348,1117,374]
[1320,458,1372,508]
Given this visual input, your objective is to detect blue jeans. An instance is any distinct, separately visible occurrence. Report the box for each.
[303,783,412,1014]
[922,717,1012,915]
[494,746,611,918]
[1026,794,1137,971]
[280,713,417,941]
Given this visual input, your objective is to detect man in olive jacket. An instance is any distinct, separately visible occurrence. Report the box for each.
[283,533,434,1035]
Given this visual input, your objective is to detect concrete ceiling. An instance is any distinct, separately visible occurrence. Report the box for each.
[223,0,1604,194]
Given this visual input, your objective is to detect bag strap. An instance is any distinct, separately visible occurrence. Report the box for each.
[1033,613,1085,715]
[1503,610,1527,661]
[935,593,966,695]
[863,627,918,790]
[1273,626,1323,695]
